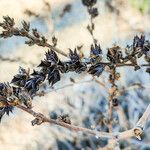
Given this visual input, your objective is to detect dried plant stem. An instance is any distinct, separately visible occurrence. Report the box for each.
[23,29,150,67]
[116,63,149,67]
[119,84,150,94]
[16,102,150,141]
[108,67,116,132]
[1,24,149,67]
[136,103,150,129]
[115,106,129,129]
[93,77,107,89]
[90,16,96,43]
[16,105,114,139]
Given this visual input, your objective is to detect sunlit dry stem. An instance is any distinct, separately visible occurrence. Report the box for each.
[16,102,150,140]
[102,103,150,149]
[0,98,20,107]
[0,101,8,108]
[136,103,150,129]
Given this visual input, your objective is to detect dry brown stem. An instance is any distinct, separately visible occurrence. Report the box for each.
[15,102,150,141]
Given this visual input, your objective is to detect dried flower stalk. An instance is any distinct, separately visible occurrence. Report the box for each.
[0,0,150,147]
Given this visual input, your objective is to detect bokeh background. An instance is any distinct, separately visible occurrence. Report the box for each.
[0,0,150,149]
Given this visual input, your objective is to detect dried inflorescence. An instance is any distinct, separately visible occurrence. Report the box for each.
[0,15,150,121]
[0,82,32,121]
[0,1,149,147]
[0,32,149,122]
[82,0,98,18]
[82,0,99,38]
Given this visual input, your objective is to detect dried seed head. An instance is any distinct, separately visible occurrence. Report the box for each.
[32,28,40,38]
[88,63,105,77]
[52,36,57,47]
[69,49,80,63]
[58,114,71,124]
[115,73,121,80]
[82,0,97,7]
[88,7,98,18]
[22,21,30,32]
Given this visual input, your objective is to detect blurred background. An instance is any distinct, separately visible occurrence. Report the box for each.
[0,0,150,149]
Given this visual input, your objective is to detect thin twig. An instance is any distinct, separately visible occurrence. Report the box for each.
[0,55,32,65]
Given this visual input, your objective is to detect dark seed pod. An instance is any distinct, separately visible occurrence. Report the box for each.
[134,65,141,71]
[90,43,102,57]
[41,36,47,45]
[25,70,46,95]
[88,63,105,77]
[2,16,15,28]
[11,74,28,87]
[88,7,98,18]
[0,106,13,122]
[25,40,35,46]
[11,67,29,87]
[75,62,87,73]
[137,52,143,58]
[46,50,59,64]
[48,67,60,86]
[12,87,21,97]
[22,21,30,32]
[143,40,150,55]
[107,46,122,63]
[146,68,150,74]
[0,30,13,38]
[38,60,51,68]
[52,36,57,47]
[133,35,145,49]
[0,108,5,122]
[82,0,97,7]
[112,98,118,107]
[1,82,13,97]
[69,49,80,63]
[18,91,32,108]
[90,43,102,64]
[58,114,71,124]
[32,28,40,38]
[0,83,5,95]
[24,78,39,95]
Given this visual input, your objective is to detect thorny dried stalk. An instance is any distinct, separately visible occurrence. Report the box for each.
[0,0,150,147]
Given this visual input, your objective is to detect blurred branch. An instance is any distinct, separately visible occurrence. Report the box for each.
[0,55,34,65]
[35,77,106,97]
[119,83,150,95]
